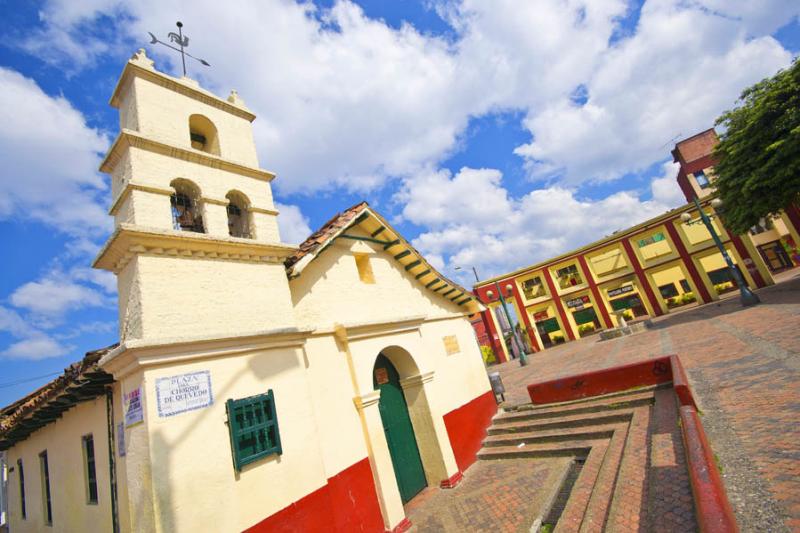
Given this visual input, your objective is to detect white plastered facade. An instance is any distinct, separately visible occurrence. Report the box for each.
[3,50,491,533]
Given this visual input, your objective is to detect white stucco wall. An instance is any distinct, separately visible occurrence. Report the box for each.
[4,399,112,533]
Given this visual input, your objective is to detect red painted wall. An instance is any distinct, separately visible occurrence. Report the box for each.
[663,221,713,303]
[527,356,673,404]
[576,255,613,328]
[620,239,665,317]
[503,278,541,351]
[245,457,385,533]
[443,390,497,472]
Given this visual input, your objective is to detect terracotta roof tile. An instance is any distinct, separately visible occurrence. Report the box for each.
[284,201,369,270]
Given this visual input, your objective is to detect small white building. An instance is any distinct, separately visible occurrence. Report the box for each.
[0,50,494,533]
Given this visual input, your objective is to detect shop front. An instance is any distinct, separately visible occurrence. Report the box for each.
[530,307,565,348]
[605,283,648,320]
[564,294,601,337]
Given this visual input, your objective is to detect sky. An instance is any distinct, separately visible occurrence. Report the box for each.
[0,0,798,406]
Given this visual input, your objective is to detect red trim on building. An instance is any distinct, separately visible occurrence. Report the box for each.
[504,278,541,352]
[785,203,800,236]
[443,390,497,472]
[663,221,713,303]
[541,269,576,341]
[676,170,695,204]
[245,457,384,533]
[619,240,665,317]
[480,309,507,364]
[729,235,766,288]
[527,356,673,404]
[386,517,413,533]
[682,153,717,176]
[576,255,613,328]
[439,471,464,489]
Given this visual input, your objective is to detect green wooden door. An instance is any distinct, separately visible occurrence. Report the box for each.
[373,354,427,503]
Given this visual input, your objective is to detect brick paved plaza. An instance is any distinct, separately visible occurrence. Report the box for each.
[408,272,800,532]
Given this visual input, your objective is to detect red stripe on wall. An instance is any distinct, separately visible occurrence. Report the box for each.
[729,235,766,288]
[481,309,507,364]
[663,220,713,303]
[504,279,541,352]
[541,269,576,341]
[576,255,613,328]
[676,170,695,204]
[443,390,497,472]
[244,457,384,533]
[620,240,665,317]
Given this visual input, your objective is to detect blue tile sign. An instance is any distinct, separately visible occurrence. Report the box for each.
[156,370,213,418]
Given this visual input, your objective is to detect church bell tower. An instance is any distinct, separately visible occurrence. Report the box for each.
[94,49,297,342]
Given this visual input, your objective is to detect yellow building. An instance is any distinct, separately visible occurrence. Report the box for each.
[475,129,800,360]
[0,50,494,533]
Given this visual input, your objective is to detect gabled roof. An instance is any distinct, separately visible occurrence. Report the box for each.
[285,202,480,313]
[0,345,116,450]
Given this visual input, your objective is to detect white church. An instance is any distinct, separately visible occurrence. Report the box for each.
[0,50,495,532]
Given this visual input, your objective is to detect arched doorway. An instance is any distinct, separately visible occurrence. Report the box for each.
[373,353,427,503]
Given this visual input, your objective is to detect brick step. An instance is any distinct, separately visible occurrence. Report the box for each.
[487,409,635,436]
[577,407,649,533]
[553,441,610,533]
[605,404,652,531]
[477,438,606,461]
[503,383,665,413]
[493,391,655,425]
[483,423,621,448]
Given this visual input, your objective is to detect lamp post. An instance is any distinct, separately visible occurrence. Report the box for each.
[680,196,760,307]
[457,266,529,367]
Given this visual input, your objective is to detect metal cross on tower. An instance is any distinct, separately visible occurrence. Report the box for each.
[148,21,210,77]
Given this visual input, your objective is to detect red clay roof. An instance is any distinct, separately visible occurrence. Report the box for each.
[0,345,116,450]
[284,201,369,271]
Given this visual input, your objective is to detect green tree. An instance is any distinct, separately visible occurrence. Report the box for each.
[713,58,800,235]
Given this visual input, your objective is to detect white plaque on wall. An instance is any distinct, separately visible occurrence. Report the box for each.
[155,370,213,418]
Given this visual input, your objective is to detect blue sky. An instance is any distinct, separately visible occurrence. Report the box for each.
[0,0,798,406]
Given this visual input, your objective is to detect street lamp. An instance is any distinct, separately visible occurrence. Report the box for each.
[680,196,760,307]
[456,266,529,366]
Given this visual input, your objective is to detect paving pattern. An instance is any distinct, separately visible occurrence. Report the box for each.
[405,456,572,532]
[495,271,800,532]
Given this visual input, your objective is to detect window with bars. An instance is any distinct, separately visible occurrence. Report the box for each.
[17,458,26,519]
[226,390,282,471]
[82,435,98,504]
[39,451,52,526]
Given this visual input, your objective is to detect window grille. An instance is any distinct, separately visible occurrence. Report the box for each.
[83,435,98,504]
[170,192,205,233]
[226,390,282,471]
[17,459,26,519]
[39,451,52,525]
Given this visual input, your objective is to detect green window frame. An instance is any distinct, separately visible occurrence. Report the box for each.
[226,390,282,471]
[39,450,52,526]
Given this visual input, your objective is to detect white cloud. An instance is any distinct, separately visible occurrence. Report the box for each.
[0,67,111,236]
[0,305,78,360]
[1,336,74,360]
[275,202,313,244]
[400,166,683,280]
[10,276,108,316]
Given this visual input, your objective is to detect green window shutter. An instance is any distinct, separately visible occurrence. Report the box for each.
[226,390,282,471]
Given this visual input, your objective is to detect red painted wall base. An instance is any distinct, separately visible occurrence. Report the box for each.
[386,517,412,533]
[439,471,463,489]
[244,457,384,533]
[443,390,498,472]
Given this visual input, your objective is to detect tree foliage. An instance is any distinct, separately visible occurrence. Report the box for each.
[713,57,800,235]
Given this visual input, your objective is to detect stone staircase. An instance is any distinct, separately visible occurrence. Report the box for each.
[477,385,696,532]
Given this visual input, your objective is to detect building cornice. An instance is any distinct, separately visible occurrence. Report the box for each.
[92,224,297,273]
[100,327,312,379]
[110,58,256,121]
[99,129,276,182]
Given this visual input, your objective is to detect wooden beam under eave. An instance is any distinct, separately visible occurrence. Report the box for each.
[442,288,457,297]
[415,269,431,279]
[394,250,411,260]
[353,212,370,224]
[404,260,421,271]
[426,279,442,289]
[457,296,473,305]
[371,227,386,237]
[383,239,401,250]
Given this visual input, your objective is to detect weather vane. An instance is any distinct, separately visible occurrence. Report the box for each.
[148,21,210,77]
